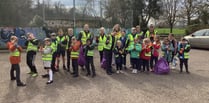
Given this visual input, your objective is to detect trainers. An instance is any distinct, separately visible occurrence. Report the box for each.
[135,70,138,73]
[116,70,120,74]
[46,80,53,84]
[17,83,26,87]
[120,70,124,74]
[132,69,135,73]
[32,73,38,77]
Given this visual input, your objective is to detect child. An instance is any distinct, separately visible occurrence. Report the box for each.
[150,35,161,71]
[120,30,127,69]
[84,39,96,77]
[178,38,191,74]
[161,37,174,64]
[140,38,152,73]
[70,37,81,77]
[40,38,54,84]
[114,40,124,74]
[56,28,68,70]
[129,38,142,74]
[7,36,26,87]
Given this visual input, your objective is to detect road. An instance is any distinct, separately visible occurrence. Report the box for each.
[0,49,209,103]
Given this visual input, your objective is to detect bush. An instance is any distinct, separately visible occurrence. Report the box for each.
[185,24,209,35]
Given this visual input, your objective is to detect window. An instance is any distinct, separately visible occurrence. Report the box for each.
[193,29,207,36]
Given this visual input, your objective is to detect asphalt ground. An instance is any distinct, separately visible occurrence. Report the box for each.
[0,49,209,103]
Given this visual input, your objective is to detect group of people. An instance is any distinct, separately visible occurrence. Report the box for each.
[7,24,191,87]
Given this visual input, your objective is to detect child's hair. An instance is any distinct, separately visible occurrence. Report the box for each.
[154,35,160,42]
[116,40,122,46]
[169,33,175,37]
[87,38,92,44]
[143,38,151,44]
[10,36,17,41]
[44,38,51,42]
[163,37,170,44]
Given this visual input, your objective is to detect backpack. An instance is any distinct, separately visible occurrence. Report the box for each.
[154,58,170,74]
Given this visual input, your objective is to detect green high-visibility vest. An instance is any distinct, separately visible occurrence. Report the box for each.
[104,34,112,50]
[51,40,57,52]
[81,31,91,45]
[26,39,38,52]
[42,46,53,61]
[184,45,190,59]
[145,51,151,57]
[87,49,94,56]
[10,49,20,56]
[71,51,79,58]
[126,34,138,50]
[98,35,107,51]
[145,31,157,38]
[56,36,68,49]
[137,32,143,36]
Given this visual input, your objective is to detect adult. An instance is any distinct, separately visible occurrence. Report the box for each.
[7,36,26,87]
[56,28,69,70]
[145,24,157,42]
[113,24,122,40]
[136,25,144,39]
[97,27,106,63]
[77,24,93,70]
[66,28,74,72]
[25,33,39,77]
[77,24,93,46]
[126,27,138,68]
[103,30,117,75]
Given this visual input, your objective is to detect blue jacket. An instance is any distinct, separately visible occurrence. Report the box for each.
[161,43,174,62]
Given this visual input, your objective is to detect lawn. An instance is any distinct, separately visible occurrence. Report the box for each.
[156,28,186,35]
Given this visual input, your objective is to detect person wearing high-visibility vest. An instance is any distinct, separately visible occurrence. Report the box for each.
[69,37,81,77]
[77,24,92,70]
[136,25,144,39]
[129,38,142,74]
[145,24,157,42]
[40,38,55,84]
[120,30,128,69]
[25,33,39,77]
[113,24,122,40]
[84,38,96,77]
[50,33,58,73]
[178,38,191,74]
[96,27,106,63]
[103,31,116,75]
[78,24,93,46]
[126,27,138,68]
[7,36,26,87]
[140,38,152,73]
[66,28,74,72]
[56,28,69,71]
[161,37,174,65]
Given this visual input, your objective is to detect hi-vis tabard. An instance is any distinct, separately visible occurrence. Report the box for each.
[98,35,107,51]
[145,31,157,38]
[126,34,138,50]
[81,31,91,45]
[10,49,20,56]
[42,45,53,61]
[26,39,38,52]
[104,34,112,50]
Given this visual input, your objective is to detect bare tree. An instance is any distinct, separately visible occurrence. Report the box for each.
[164,0,179,33]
